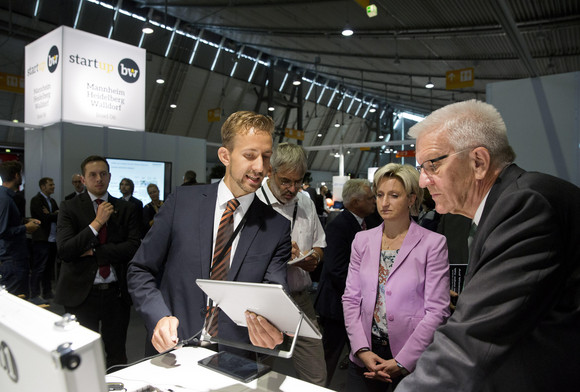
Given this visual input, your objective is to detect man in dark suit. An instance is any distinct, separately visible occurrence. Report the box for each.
[314,178,376,386]
[397,100,580,392]
[29,177,59,303]
[128,111,291,355]
[64,173,85,200]
[55,156,140,368]
[119,178,143,212]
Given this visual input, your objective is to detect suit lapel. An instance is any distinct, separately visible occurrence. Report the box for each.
[228,198,261,280]
[200,184,218,279]
[389,220,422,277]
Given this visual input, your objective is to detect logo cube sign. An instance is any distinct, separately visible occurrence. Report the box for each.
[25,26,146,131]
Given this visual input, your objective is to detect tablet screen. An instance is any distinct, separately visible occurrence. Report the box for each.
[197,351,271,383]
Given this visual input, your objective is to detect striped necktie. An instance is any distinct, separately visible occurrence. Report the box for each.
[206,198,240,337]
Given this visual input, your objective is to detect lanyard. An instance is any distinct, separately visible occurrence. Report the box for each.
[261,186,298,231]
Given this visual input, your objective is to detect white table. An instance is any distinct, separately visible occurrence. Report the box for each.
[107,347,333,392]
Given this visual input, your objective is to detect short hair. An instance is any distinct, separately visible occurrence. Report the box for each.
[81,155,109,176]
[373,163,423,216]
[342,179,371,206]
[0,161,22,183]
[183,170,196,182]
[409,99,516,167]
[221,111,274,150]
[39,177,53,188]
[120,178,134,193]
[270,142,308,176]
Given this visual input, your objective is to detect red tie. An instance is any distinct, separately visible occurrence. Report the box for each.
[95,199,110,279]
[206,198,240,337]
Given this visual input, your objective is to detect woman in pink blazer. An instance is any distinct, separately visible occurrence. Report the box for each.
[342,163,450,391]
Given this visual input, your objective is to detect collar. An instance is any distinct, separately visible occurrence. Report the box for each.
[41,191,51,200]
[348,210,364,226]
[473,189,491,226]
[217,179,254,214]
[88,191,109,203]
[122,195,131,202]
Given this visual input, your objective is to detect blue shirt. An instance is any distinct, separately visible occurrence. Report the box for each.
[0,186,28,261]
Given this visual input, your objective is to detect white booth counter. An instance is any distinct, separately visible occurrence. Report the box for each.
[107,347,333,392]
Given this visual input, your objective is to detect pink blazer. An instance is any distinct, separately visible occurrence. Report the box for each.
[342,220,450,371]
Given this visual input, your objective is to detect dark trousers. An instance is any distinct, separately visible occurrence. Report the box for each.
[319,315,350,386]
[30,241,57,298]
[347,337,399,392]
[65,283,130,369]
[1,256,29,297]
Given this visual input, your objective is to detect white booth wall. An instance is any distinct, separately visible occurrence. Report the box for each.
[486,71,579,186]
[25,123,206,212]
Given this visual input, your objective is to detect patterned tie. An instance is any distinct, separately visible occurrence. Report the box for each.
[206,198,240,337]
[361,220,367,230]
[95,199,110,279]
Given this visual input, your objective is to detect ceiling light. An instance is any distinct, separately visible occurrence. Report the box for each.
[293,79,301,86]
[12,119,18,123]
[170,104,177,109]
[268,106,275,112]
[317,133,323,138]
[342,26,354,37]
[378,135,384,139]
[369,107,376,113]
[334,152,340,158]
[142,23,154,34]
[156,77,165,84]
[334,120,340,128]
[425,78,434,89]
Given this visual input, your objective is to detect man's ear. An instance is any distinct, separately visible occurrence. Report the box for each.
[217,146,231,166]
[471,147,491,180]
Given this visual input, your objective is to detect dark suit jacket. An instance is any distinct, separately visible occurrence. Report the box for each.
[64,191,83,200]
[127,182,291,348]
[398,164,580,392]
[315,209,362,321]
[127,195,143,212]
[55,192,140,307]
[30,192,59,242]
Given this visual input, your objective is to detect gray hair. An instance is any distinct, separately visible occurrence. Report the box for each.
[342,179,371,206]
[409,99,515,167]
[271,142,308,176]
[373,163,423,216]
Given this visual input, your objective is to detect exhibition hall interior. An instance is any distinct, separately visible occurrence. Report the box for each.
[0,1,579,391]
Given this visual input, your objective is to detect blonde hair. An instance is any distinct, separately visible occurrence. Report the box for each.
[221,111,274,150]
[373,163,423,216]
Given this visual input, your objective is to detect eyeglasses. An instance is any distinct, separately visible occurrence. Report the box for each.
[416,149,471,176]
[278,178,303,189]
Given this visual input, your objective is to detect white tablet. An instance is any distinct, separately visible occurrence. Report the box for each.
[196,279,322,340]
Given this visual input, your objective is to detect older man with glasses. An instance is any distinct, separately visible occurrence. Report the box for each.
[257,142,327,387]
[397,100,580,392]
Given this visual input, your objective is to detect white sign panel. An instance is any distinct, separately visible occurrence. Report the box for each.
[25,28,63,126]
[25,26,145,131]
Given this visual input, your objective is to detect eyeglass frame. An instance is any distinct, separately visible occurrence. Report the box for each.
[416,148,472,175]
[273,172,304,189]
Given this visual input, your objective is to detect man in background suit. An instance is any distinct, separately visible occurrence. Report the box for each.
[55,156,140,368]
[64,173,85,200]
[119,178,143,212]
[29,177,59,303]
[398,100,580,391]
[128,111,291,355]
[315,178,376,386]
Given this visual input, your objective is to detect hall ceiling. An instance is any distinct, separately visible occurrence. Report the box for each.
[0,0,579,176]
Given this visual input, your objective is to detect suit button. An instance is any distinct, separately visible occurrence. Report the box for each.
[388,315,394,321]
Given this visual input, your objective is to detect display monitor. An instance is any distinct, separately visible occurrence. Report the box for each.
[106,157,172,202]
[0,290,106,392]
